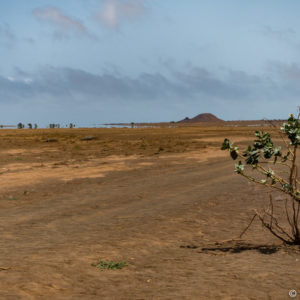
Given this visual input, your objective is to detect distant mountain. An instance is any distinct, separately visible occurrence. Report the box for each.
[178,113,223,123]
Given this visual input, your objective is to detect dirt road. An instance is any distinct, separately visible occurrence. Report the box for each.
[0,127,298,299]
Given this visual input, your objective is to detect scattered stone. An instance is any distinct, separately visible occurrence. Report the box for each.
[81,135,97,141]
[44,138,58,143]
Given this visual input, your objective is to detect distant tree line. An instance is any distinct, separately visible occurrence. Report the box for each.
[49,124,60,129]
[16,123,76,129]
[17,123,38,129]
[49,123,75,128]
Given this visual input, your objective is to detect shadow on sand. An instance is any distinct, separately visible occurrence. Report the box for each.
[180,241,284,255]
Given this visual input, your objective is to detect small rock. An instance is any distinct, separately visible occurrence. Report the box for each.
[81,135,97,141]
[44,138,58,143]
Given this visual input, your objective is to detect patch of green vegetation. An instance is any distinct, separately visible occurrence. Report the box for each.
[91,260,127,270]
[222,113,300,245]
[7,196,18,201]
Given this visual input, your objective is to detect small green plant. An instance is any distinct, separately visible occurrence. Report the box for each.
[222,113,300,245]
[91,260,127,270]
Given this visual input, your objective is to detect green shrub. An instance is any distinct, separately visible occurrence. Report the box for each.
[222,114,300,245]
[91,260,127,270]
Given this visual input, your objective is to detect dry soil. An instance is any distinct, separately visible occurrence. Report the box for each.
[0,125,298,299]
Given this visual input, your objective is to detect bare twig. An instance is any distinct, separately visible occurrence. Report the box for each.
[269,195,274,228]
[255,210,292,244]
[239,214,257,239]
[285,198,294,235]
[263,210,294,241]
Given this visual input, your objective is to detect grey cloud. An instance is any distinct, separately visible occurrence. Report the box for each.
[0,65,278,105]
[260,26,300,50]
[0,23,16,47]
[171,67,251,100]
[33,67,177,100]
[265,61,300,102]
[0,23,35,46]
[225,69,261,85]
[0,23,15,40]
[0,77,33,102]
[1,65,300,123]
[267,61,300,81]
[39,67,239,100]
[261,26,296,42]
[23,37,35,44]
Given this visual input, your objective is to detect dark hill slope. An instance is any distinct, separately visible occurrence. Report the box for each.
[178,113,223,123]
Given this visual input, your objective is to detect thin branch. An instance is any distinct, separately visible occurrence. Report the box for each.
[285,198,294,235]
[290,145,298,186]
[240,173,287,194]
[294,156,299,191]
[269,195,274,228]
[256,164,289,186]
[291,196,299,239]
[255,210,292,243]
[296,201,300,237]
[239,214,257,239]
[264,210,294,241]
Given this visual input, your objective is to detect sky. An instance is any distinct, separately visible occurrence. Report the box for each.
[1,1,300,126]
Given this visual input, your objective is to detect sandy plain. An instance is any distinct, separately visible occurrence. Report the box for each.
[0,124,298,299]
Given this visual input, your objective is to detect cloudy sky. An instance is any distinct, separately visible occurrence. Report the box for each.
[1,1,300,126]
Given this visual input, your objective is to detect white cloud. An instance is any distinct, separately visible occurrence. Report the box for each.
[97,0,147,29]
[6,76,33,84]
[23,78,33,84]
[7,76,15,82]
[33,6,87,34]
